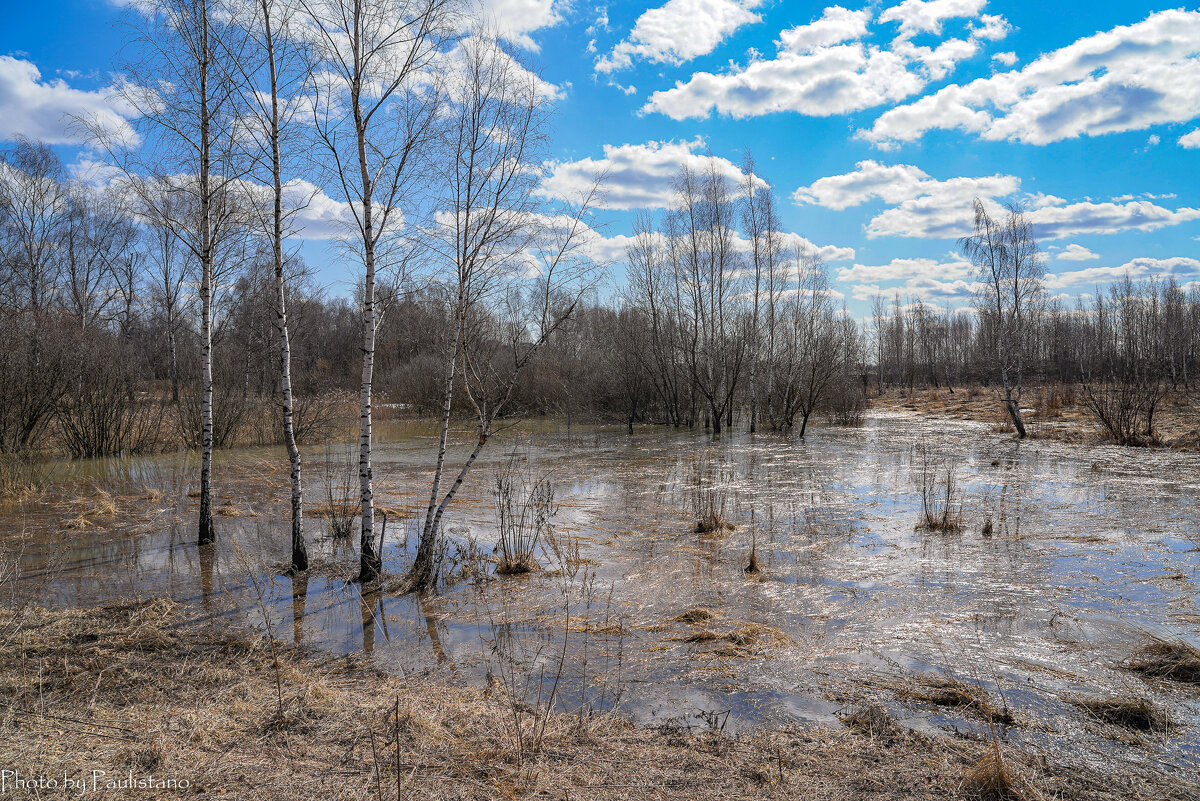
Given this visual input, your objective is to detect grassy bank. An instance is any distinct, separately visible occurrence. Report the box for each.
[870,385,1200,449]
[0,600,1194,800]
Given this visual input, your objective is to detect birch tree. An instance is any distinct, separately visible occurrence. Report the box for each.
[228,0,314,572]
[960,199,1043,438]
[401,35,602,593]
[100,0,249,545]
[671,163,744,437]
[303,0,451,582]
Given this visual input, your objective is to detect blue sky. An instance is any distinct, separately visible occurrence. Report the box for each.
[3,0,1199,315]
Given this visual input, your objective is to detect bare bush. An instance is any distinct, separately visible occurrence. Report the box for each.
[1081,377,1165,446]
[57,338,164,458]
[914,441,963,533]
[494,455,557,575]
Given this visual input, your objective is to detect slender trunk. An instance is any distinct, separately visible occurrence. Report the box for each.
[353,11,379,583]
[421,331,460,545]
[197,0,215,547]
[357,249,378,581]
[264,2,307,572]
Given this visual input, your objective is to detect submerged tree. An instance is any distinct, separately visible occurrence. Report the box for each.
[960,199,1043,439]
[401,35,603,593]
[229,0,314,572]
[304,0,452,582]
[100,0,251,544]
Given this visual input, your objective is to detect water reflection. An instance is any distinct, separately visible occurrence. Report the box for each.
[2,414,1198,777]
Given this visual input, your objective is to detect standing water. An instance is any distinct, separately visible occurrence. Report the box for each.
[3,412,1198,782]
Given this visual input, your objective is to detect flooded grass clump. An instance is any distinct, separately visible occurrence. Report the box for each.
[689,457,735,534]
[897,676,1015,725]
[1123,638,1200,684]
[673,608,718,624]
[1071,696,1174,733]
[840,701,901,739]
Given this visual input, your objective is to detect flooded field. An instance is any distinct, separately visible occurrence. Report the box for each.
[3,413,1198,783]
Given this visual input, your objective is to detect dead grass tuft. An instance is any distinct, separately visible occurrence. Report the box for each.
[694,510,734,534]
[674,608,717,624]
[840,701,900,739]
[961,743,1035,800]
[897,676,1014,724]
[1071,696,1173,732]
[1123,638,1200,684]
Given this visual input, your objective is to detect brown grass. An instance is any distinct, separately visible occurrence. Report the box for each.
[1071,696,1173,732]
[896,676,1015,725]
[0,601,1196,801]
[961,742,1037,800]
[840,702,900,739]
[1122,638,1200,684]
[673,608,718,624]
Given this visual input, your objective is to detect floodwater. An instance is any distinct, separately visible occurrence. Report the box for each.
[3,413,1198,781]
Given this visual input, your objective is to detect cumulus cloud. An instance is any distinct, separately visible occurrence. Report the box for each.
[862,9,1200,146]
[595,0,763,73]
[0,56,136,146]
[878,0,987,40]
[642,2,1007,120]
[1179,129,1200,148]
[778,5,872,53]
[1055,243,1099,261]
[478,0,566,50]
[836,253,972,283]
[991,50,1017,66]
[538,137,761,210]
[794,160,1200,240]
[1042,257,1200,290]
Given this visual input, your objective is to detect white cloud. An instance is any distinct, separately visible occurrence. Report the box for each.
[863,9,1200,147]
[850,276,977,302]
[795,160,1200,240]
[836,254,971,283]
[642,2,1006,120]
[1056,243,1099,261]
[478,0,566,50]
[793,159,1018,239]
[1179,129,1200,148]
[991,50,1017,66]
[879,0,987,40]
[595,0,763,73]
[0,56,136,146]
[538,137,761,210]
[778,6,872,53]
[1042,257,1200,290]
[644,43,923,120]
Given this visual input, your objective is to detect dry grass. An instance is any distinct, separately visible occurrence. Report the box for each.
[961,742,1038,800]
[840,702,900,739]
[1123,638,1200,684]
[673,608,718,625]
[0,600,1196,801]
[694,510,734,534]
[1071,696,1173,733]
[895,675,1015,725]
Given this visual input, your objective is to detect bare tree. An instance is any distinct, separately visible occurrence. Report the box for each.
[228,0,315,572]
[402,35,602,593]
[960,199,1043,438]
[671,162,745,438]
[101,0,254,544]
[303,0,452,582]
